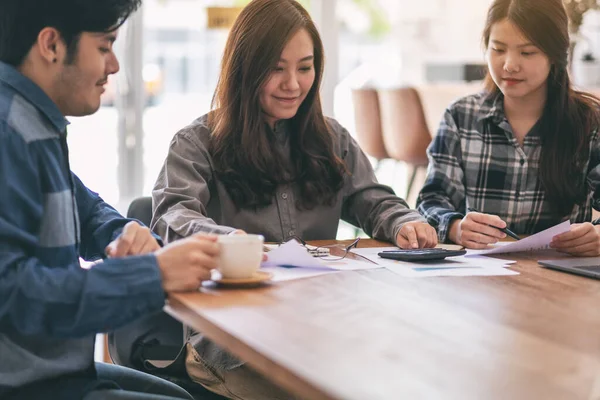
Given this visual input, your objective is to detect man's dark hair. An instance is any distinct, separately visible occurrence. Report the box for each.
[0,0,142,67]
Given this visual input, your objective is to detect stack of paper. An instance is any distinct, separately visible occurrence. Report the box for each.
[261,240,380,282]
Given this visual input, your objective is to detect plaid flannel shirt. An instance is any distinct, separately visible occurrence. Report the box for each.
[417,91,600,243]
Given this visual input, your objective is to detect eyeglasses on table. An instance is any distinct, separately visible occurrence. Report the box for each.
[281,236,361,261]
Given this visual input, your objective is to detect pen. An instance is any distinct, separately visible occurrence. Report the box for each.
[467,207,521,241]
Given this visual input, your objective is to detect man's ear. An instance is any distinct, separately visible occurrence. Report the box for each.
[36,27,66,64]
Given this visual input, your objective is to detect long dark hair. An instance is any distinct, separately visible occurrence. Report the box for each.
[483,0,600,216]
[208,0,346,210]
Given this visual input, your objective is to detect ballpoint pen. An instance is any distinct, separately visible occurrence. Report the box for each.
[467,207,521,241]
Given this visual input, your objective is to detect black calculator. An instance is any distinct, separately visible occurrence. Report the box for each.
[378,248,467,262]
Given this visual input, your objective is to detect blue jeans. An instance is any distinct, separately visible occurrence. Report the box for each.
[83,363,195,400]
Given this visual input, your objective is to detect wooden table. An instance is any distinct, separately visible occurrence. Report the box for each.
[165,240,600,400]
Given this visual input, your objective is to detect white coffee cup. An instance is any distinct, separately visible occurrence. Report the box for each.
[217,234,264,279]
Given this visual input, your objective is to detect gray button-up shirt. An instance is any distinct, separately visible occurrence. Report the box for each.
[151,114,424,244]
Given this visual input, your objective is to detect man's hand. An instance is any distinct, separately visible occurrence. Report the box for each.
[155,234,220,292]
[396,221,438,249]
[448,212,506,249]
[228,229,267,260]
[105,221,160,258]
[550,223,600,256]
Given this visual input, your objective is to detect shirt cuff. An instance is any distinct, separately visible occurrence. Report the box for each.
[437,212,464,243]
[94,254,166,308]
[392,213,427,245]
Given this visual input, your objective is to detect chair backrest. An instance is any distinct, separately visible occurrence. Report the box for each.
[417,82,483,136]
[351,88,389,160]
[126,196,153,227]
[378,87,431,166]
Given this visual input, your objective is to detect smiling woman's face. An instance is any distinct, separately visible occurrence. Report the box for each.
[260,28,316,128]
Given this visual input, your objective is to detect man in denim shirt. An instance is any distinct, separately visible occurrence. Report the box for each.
[0,1,220,399]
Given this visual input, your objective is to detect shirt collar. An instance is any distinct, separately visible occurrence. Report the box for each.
[477,91,505,123]
[477,90,543,139]
[269,119,291,143]
[0,61,69,133]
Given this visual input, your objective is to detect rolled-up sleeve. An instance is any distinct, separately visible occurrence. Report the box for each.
[416,110,466,242]
[152,122,236,243]
[335,120,425,244]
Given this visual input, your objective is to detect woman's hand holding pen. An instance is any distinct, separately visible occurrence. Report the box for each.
[448,211,508,249]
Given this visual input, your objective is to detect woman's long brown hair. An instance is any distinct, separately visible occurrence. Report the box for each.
[208,0,346,210]
[483,0,600,216]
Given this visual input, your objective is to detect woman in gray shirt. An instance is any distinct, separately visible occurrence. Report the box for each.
[151,1,437,398]
[151,6,436,251]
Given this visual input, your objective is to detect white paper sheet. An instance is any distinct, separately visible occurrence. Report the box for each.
[351,247,514,267]
[263,241,520,280]
[466,221,571,256]
[262,239,326,268]
[260,266,337,282]
[262,240,379,279]
[386,265,519,278]
[350,247,518,277]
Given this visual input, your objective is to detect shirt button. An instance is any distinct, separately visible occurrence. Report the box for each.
[515,190,520,197]
[281,193,288,200]
[289,230,295,236]
[520,159,525,165]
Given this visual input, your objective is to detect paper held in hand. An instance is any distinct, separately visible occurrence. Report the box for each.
[466,220,571,256]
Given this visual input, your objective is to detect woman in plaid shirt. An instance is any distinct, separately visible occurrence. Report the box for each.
[417,0,600,256]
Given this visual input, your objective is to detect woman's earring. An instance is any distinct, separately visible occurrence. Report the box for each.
[52,58,57,63]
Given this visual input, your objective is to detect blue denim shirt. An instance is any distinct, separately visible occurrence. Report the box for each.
[0,62,165,395]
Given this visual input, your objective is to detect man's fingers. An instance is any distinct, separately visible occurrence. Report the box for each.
[188,236,220,257]
[140,238,161,255]
[128,227,153,255]
[190,251,218,270]
[193,266,213,282]
[105,241,117,257]
[114,222,139,256]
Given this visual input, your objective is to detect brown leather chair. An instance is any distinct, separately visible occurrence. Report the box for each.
[417,82,483,136]
[377,87,432,199]
[351,88,389,170]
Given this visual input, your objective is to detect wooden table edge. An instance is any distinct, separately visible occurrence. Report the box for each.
[165,294,340,400]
